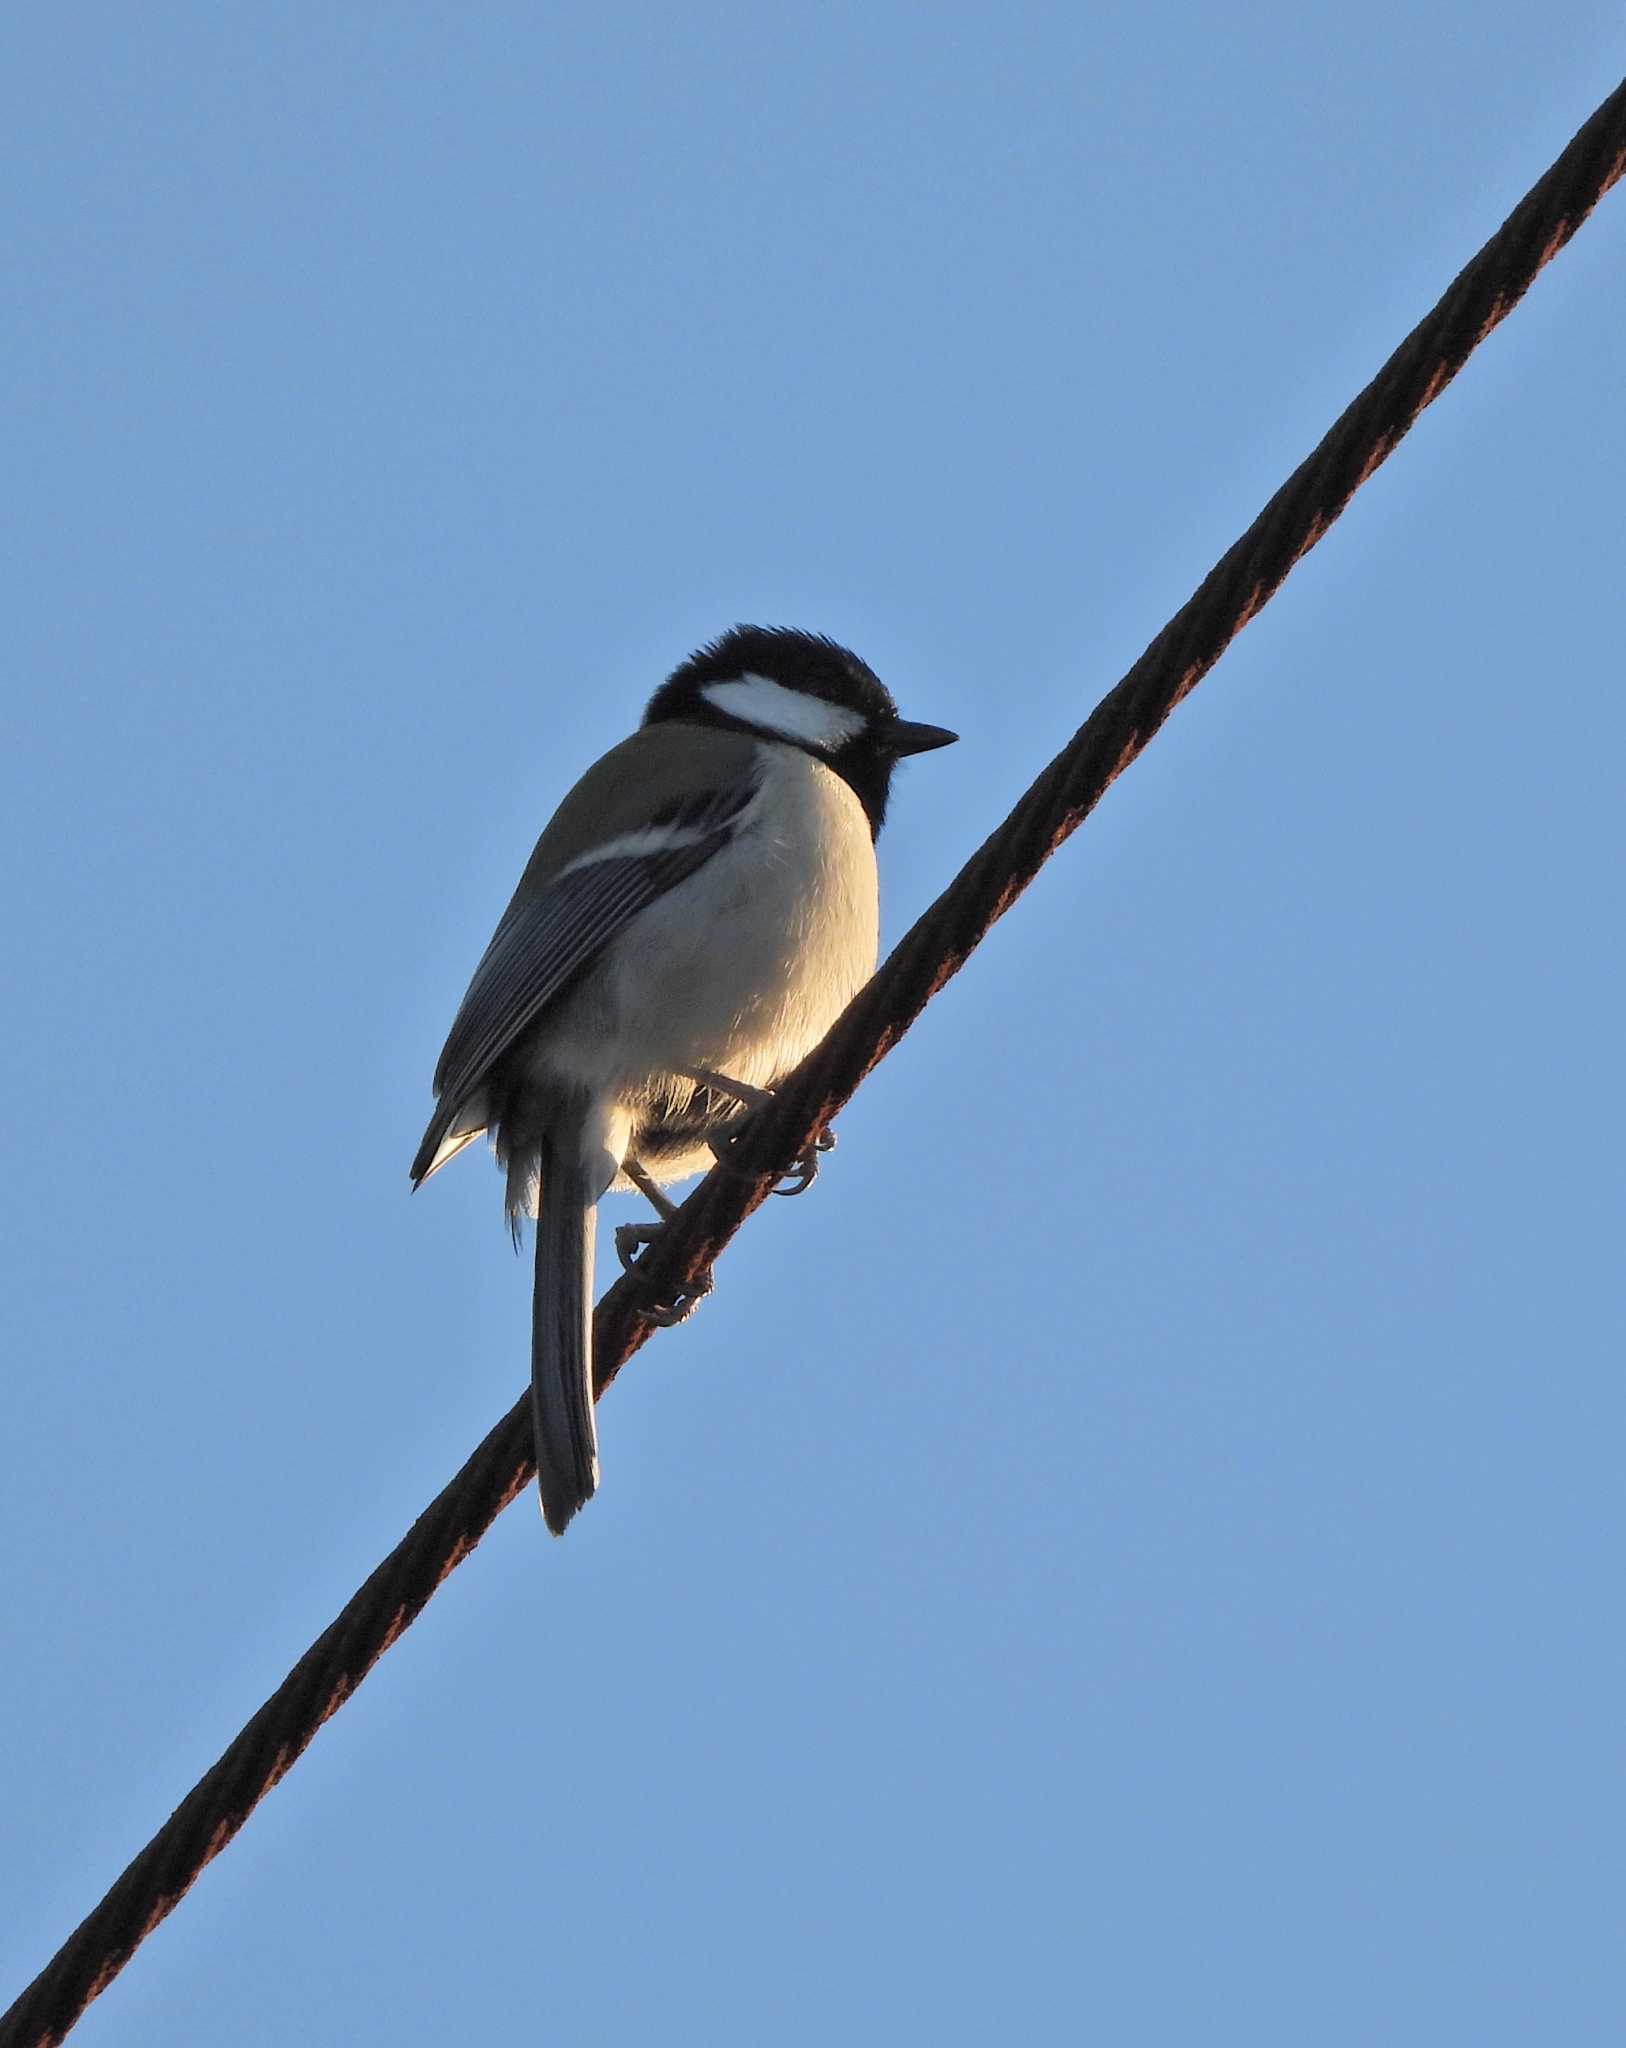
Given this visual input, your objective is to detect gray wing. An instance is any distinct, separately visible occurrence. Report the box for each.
[411,790,745,1185]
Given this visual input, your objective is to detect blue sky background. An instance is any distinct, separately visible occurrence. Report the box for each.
[4,7,1622,2043]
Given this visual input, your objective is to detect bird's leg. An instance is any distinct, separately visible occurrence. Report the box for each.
[614,1154,712,1326]
[674,1068,775,1112]
[619,1155,678,1226]
[675,1066,837,1198]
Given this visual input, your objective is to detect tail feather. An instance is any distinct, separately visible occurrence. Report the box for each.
[531,1135,599,1535]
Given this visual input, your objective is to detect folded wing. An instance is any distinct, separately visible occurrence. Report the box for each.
[410,783,750,1186]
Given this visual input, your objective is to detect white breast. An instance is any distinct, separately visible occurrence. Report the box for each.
[539,743,880,1124]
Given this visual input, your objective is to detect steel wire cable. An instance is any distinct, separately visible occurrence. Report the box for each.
[5,71,1623,2048]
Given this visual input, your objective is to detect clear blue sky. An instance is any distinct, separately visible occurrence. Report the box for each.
[4,7,1622,2044]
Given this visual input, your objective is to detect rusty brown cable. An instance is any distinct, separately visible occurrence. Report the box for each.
[5,72,1624,2048]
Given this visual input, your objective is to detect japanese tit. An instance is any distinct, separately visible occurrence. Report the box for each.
[412,626,957,1534]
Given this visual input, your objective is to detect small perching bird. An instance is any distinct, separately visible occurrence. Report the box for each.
[412,626,957,1533]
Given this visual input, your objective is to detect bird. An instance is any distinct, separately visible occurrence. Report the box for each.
[411,625,957,1534]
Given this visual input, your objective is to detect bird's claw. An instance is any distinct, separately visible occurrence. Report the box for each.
[614,1221,714,1326]
[708,1122,836,1197]
[614,1221,664,1273]
[769,1126,837,1196]
[635,1278,713,1327]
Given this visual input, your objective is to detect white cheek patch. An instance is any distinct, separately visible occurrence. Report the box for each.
[703,674,866,751]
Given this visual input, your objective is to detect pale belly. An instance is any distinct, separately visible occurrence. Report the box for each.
[533,747,879,1185]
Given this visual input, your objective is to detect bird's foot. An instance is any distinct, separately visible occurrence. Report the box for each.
[614,1220,714,1326]
[673,1065,837,1196]
[708,1120,836,1196]
[613,1220,663,1270]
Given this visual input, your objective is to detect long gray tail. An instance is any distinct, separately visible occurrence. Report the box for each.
[532,1133,599,1535]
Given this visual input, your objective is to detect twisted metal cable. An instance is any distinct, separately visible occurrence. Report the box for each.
[6,73,1623,2048]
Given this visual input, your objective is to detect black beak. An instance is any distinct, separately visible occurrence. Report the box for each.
[886,719,959,756]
